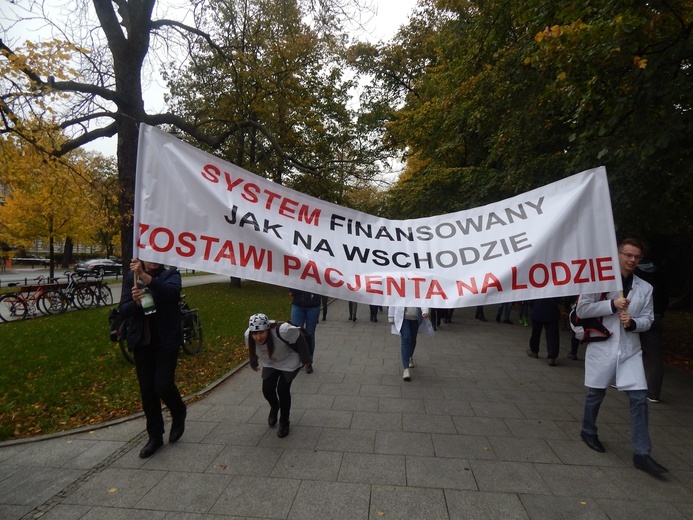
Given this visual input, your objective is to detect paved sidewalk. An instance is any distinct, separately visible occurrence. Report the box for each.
[2,303,692,519]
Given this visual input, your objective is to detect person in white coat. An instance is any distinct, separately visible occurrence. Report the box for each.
[388,306,431,381]
[577,238,667,475]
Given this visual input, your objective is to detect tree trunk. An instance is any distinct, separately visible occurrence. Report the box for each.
[62,237,74,268]
[117,116,138,270]
[49,233,55,280]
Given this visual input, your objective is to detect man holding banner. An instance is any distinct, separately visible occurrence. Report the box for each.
[577,238,667,475]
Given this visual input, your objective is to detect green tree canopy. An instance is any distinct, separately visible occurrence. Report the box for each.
[352,0,693,235]
[164,0,383,204]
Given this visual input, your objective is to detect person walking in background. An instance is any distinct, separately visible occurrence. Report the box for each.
[475,305,488,322]
[577,237,666,475]
[526,297,561,366]
[320,295,329,321]
[388,306,431,381]
[348,301,358,322]
[369,304,379,322]
[289,289,321,373]
[433,308,453,328]
[118,259,187,458]
[495,302,513,324]
[517,301,530,327]
[246,314,311,438]
[636,257,669,403]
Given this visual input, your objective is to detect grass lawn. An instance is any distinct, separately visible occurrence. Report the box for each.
[0,281,293,441]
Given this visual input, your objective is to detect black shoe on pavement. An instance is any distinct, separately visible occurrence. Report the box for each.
[580,432,605,453]
[268,406,279,427]
[633,454,668,475]
[169,410,186,443]
[139,437,164,458]
[278,422,290,438]
[305,364,313,374]
[503,319,513,325]
[526,349,538,359]
[567,352,578,360]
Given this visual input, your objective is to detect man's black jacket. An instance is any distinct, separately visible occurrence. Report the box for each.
[118,266,182,353]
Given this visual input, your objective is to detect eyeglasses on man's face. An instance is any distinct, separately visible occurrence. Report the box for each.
[619,252,643,261]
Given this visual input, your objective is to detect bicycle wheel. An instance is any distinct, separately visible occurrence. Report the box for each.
[181,311,203,355]
[0,293,28,322]
[73,286,95,309]
[39,289,68,315]
[96,285,113,306]
[118,322,135,364]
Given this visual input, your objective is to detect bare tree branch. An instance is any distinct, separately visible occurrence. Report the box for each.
[57,121,118,154]
[150,18,231,61]
[145,112,319,175]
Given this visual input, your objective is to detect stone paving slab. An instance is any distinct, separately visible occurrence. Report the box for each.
[2,303,693,519]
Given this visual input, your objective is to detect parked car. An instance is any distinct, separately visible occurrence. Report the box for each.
[13,254,50,266]
[74,258,122,276]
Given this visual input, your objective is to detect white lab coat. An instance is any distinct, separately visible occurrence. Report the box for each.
[577,276,654,390]
[388,306,433,336]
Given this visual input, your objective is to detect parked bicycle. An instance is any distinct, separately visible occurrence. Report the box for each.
[84,272,114,307]
[118,293,203,364]
[0,276,67,322]
[49,271,95,309]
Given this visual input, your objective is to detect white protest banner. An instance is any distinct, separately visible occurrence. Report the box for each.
[134,124,622,307]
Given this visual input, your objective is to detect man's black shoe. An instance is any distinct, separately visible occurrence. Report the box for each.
[139,437,163,458]
[305,364,313,374]
[580,432,605,452]
[169,410,186,443]
[633,454,668,475]
[268,406,279,427]
[278,422,290,438]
